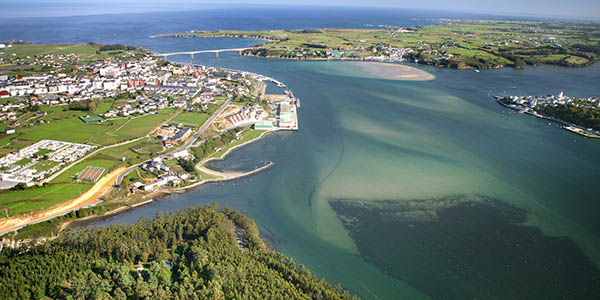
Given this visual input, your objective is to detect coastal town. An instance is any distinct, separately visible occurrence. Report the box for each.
[0,42,299,238]
[496,91,600,138]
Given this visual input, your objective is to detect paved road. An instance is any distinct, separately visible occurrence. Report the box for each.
[254,80,266,98]
[115,97,231,185]
[114,163,143,186]
[111,107,184,186]
[182,97,232,150]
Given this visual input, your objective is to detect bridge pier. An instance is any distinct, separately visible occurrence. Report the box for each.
[190,53,194,64]
[215,52,219,59]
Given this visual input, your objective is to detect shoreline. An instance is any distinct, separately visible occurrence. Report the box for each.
[157,35,598,70]
[203,130,273,164]
[240,51,599,70]
[2,42,296,240]
[176,129,276,191]
[238,53,437,80]
[1,64,289,239]
[45,130,278,235]
[345,61,436,81]
[496,99,600,139]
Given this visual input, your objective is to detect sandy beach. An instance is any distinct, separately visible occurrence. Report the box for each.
[349,61,435,81]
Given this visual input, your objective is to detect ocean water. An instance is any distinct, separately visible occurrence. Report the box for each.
[2,8,600,299]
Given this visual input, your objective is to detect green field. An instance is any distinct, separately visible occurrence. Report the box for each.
[0,136,164,217]
[51,137,161,184]
[33,160,60,172]
[127,165,159,182]
[0,43,149,78]
[0,107,176,149]
[15,158,32,166]
[0,104,174,217]
[0,98,16,105]
[210,130,265,158]
[0,182,92,217]
[95,101,113,114]
[171,112,209,127]
[0,44,97,60]
[162,20,600,69]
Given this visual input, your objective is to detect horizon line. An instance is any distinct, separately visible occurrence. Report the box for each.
[0,4,599,22]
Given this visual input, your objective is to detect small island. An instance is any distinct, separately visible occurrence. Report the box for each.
[496,92,600,138]
[157,19,600,70]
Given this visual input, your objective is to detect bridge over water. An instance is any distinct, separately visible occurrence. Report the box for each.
[155,48,252,62]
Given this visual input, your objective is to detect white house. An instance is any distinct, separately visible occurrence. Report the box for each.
[171,149,190,159]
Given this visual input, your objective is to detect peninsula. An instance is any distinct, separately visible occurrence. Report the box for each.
[0,42,299,238]
[157,19,600,69]
[0,206,355,299]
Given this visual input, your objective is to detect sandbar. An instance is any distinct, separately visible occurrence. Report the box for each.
[349,61,435,81]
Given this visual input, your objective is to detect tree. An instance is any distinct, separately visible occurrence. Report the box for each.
[0,206,357,300]
[11,183,26,191]
[177,158,196,174]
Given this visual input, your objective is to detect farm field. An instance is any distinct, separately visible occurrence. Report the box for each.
[162,20,600,69]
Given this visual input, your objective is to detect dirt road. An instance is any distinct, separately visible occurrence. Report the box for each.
[0,167,125,235]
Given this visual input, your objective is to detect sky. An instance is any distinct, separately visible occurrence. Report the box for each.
[2,0,600,20]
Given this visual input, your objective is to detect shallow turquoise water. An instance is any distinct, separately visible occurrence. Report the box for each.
[93,54,600,299]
